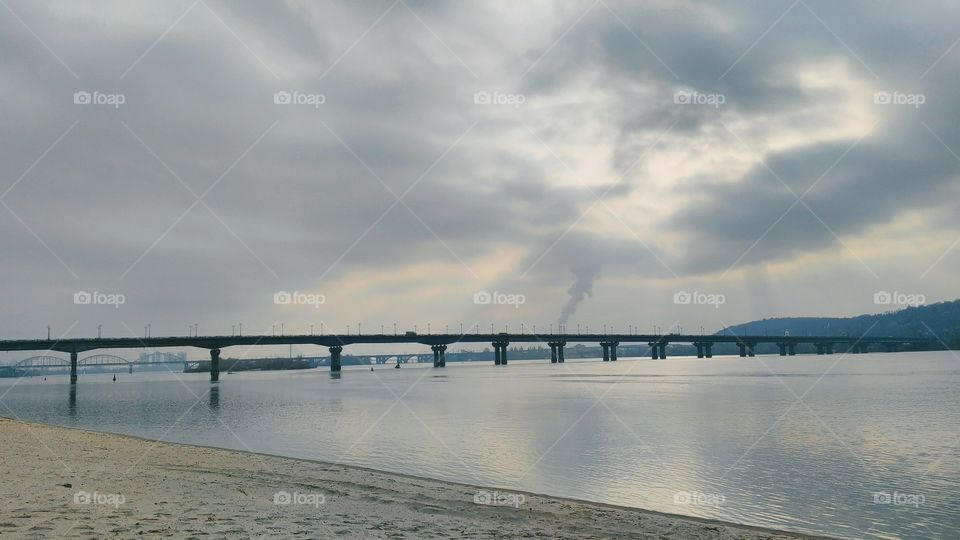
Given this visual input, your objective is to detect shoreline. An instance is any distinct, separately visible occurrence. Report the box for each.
[0,416,831,539]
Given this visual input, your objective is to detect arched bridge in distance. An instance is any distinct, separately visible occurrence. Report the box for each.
[0,331,942,384]
[11,352,185,375]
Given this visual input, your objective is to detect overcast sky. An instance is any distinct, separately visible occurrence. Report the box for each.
[2,0,959,357]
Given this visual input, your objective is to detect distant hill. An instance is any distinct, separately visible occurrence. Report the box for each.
[721,300,960,347]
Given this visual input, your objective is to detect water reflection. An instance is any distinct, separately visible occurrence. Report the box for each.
[68,385,76,420]
[208,384,219,413]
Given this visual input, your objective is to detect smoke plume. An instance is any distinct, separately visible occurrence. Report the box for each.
[559,265,600,325]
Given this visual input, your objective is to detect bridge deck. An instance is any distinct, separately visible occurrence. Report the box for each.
[0,333,939,353]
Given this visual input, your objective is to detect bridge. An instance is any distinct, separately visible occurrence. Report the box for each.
[4,352,185,377]
[0,332,939,383]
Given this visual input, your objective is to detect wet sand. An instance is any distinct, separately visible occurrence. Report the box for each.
[0,417,827,539]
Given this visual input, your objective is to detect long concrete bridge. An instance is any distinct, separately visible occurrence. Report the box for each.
[0,332,939,383]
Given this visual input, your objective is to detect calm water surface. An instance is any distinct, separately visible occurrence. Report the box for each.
[1,352,957,539]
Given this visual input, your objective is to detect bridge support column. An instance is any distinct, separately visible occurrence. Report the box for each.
[747,343,756,357]
[649,342,658,359]
[558,342,565,363]
[610,342,618,361]
[778,343,787,356]
[210,348,221,382]
[70,351,78,385]
[549,343,558,363]
[825,343,834,355]
[432,345,441,367]
[815,343,825,355]
[705,343,713,358]
[128,363,133,374]
[602,343,610,362]
[738,343,747,357]
[329,346,342,372]
[859,343,869,354]
[493,342,508,365]
[696,343,704,358]
[658,343,667,359]
[439,345,446,367]
[788,343,796,356]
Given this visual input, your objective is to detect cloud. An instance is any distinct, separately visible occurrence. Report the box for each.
[2,0,960,352]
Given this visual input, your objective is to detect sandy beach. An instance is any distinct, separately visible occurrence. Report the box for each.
[0,417,824,539]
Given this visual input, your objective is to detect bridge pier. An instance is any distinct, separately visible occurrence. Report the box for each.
[610,342,618,361]
[128,363,133,374]
[746,342,756,357]
[210,348,221,382]
[558,342,565,363]
[70,351,77,384]
[430,345,447,367]
[859,343,869,354]
[658,343,666,359]
[738,343,747,357]
[815,343,825,355]
[601,343,610,362]
[696,343,704,358]
[778,343,787,356]
[825,343,834,355]
[704,343,712,358]
[788,343,796,355]
[549,343,558,363]
[329,346,342,372]
[648,342,658,359]
[492,342,509,365]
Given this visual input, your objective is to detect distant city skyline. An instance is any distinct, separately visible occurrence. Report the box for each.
[3,1,959,362]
